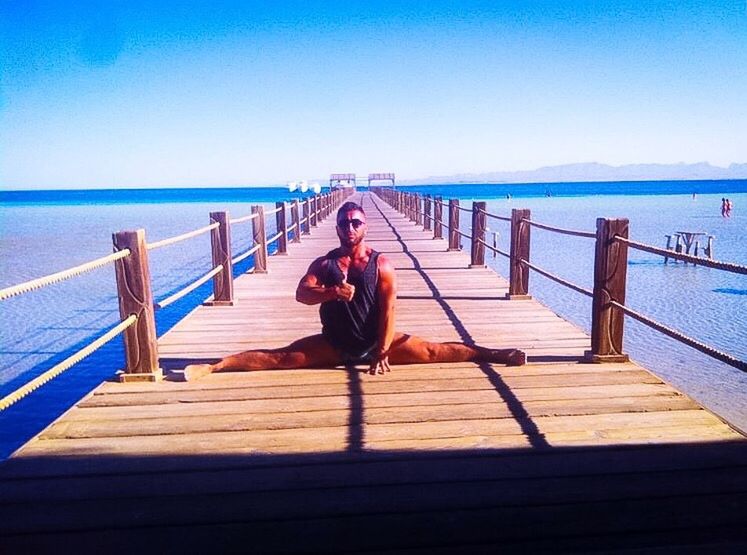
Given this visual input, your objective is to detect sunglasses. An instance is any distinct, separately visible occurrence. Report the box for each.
[337,218,366,230]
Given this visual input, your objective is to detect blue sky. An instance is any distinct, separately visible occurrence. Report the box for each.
[1,0,745,189]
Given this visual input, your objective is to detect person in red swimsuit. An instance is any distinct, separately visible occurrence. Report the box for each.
[185,201,526,380]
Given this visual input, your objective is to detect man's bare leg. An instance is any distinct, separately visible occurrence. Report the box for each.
[184,334,342,381]
[387,333,526,366]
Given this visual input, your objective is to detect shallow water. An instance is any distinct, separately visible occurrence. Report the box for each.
[476,193,747,430]
[0,187,745,458]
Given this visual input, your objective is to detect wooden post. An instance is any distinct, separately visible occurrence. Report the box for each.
[507,208,531,299]
[448,199,460,251]
[275,201,288,255]
[206,211,234,305]
[705,235,714,259]
[302,199,310,234]
[587,218,630,363]
[252,205,268,273]
[291,200,301,243]
[470,201,486,268]
[112,229,161,382]
[424,195,432,231]
[415,194,422,226]
[664,235,672,264]
[310,196,318,227]
[434,196,443,239]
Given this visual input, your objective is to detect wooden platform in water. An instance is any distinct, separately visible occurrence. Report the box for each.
[2,192,745,553]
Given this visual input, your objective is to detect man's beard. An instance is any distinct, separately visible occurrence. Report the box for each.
[339,233,363,248]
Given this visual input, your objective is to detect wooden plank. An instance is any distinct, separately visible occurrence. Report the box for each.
[42,396,700,440]
[76,370,665,407]
[15,410,735,458]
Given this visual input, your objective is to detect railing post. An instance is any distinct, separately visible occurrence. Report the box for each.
[434,196,443,239]
[470,201,486,268]
[415,194,422,226]
[207,211,234,305]
[252,205,268,273]
[424,195,432,231]
[302,198,310,234]
[507,208,531,299]
[291,199,301,243]
[448,199,460,251]
[112,229,161,382]
[310,195,318,227]
[275,201,288,255]
[587,218,630,363]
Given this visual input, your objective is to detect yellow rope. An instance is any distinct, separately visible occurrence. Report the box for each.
[231,243,261,265]
[0,250,131,301]
[230,212,260,225]
[155,266,223,309]
[0,315,138,411]
[146,222,219,251]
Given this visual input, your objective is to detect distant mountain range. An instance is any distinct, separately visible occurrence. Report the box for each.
[401,162,747,185]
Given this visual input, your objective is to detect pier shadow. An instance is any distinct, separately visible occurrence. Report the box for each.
[2,440,746,553]
[369,197,549,449]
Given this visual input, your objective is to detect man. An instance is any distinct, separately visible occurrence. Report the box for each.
[185,200,525,380]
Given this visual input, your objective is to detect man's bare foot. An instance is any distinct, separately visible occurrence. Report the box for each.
[506,349,526,366]
[184,364,214,381]
[483,348,526,366]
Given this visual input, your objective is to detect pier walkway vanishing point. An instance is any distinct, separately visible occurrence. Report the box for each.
[2,192,746,553]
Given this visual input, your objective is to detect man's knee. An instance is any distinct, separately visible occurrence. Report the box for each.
[277,352,307,369]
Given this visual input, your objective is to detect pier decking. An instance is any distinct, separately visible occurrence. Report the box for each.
[2,192,745,552]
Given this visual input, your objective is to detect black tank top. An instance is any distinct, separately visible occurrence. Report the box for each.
[319,249,380,356]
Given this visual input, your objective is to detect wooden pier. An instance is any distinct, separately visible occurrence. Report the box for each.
[1,192,746,553]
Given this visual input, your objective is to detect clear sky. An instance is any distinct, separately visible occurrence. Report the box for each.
[1,0,745,189]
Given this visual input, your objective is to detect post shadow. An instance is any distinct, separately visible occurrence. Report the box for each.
[369,196,549,449]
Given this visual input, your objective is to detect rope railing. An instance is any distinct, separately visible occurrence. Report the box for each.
[0,249,131,301]
[375,186,746,375]
[155,266,223,310]
[616,236,747,275]
[520,258,593,298]
[480,208,511,222]
[478,238,510,259]
[230,212,260,225]
[147,222,219,251]
[0,314,138,411]
[610,300,747,372]
[456,205,472,214]
[1,188,351,397]
[231,243,261,265]
[523,218,596,239]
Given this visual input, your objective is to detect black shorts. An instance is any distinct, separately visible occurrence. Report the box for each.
[338,344,377,365]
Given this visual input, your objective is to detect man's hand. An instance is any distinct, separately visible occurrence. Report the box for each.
[336,278,355,302]
[368,353,392,375]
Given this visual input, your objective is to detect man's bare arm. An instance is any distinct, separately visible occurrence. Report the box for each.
[370,255,397,374]
[295,257,354,305]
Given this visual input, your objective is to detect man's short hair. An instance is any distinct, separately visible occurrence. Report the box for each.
[336,201,365,220]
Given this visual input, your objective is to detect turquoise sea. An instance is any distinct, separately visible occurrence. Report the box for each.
[1,180,746,458]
